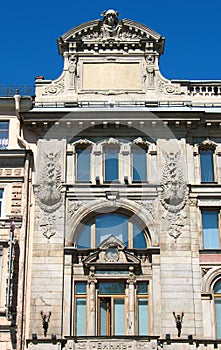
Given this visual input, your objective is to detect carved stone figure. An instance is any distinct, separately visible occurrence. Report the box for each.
[160,151,187,213]
[68,55,77,87]
[101,9,121,39]
[37,151,62,213]
[173,312,184,337]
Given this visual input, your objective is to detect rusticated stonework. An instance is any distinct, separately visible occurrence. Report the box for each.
[11,183,23,215]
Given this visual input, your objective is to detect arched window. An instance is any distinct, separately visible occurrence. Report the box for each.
[214,280,221,338]
[77,213,148,249]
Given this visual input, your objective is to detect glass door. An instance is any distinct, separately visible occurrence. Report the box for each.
[98,282,125,335]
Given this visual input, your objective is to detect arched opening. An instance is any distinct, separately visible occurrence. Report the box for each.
[75,212,149,249]
[214,279,221,338]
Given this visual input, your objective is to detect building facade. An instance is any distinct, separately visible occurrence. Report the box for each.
[1,9,221,350]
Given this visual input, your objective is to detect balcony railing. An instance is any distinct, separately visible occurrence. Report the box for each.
[0,84,34,97]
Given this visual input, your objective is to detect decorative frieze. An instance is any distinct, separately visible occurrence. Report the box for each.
[0,168,24,177]
[64,340,156,350]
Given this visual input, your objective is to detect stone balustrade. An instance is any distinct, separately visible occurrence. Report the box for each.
[187,83,221,97]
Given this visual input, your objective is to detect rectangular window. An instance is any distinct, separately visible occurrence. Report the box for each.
[202,210,220,249]
[137,282,148,335]
[0,189,3,217]
[200,149,215,182]
[76,147,91,182]
[0,121,9,149]
[105,148,118,182]
[132,147,147,182]
[114,298,124,335]
[75,282,87,335]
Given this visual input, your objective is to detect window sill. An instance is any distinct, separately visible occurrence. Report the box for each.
[199,249,221,254]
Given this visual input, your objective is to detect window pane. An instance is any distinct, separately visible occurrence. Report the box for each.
[215,298,221,338]
[78,223,91,249]
[200,149,214,182]
[214,281,221,294]
[100,299,108,335]
[76,282,86,294]
[132,147,147,181]
[137,282,148,295]
[96,214,128,246]
[99,282,125,295]
[138,298,148,335]
[202,211,220,249]
[133,223,146,248]
[105,148,118,181]
[76,298,86,335]
[0,121,9,149]
[114,299,124,335]
[77,148,90,181]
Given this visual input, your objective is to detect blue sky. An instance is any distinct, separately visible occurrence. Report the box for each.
[1,0,221,88]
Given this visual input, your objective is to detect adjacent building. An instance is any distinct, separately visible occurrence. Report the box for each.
[1,9,221,350]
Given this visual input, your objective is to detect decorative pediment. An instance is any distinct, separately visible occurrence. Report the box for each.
[72,139,94,146]
[83,235,140,267]
[133,137,150,147]
[199,139,217,148]
[57,10,165,55]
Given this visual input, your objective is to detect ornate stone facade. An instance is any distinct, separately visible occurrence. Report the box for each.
[2,9,221,350]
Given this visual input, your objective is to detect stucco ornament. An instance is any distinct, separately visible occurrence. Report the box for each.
[163,211,187,240]
[160,150,188,240]
[101,9,121,39]
[80,9,148,42]
[160,151,187,213]
[37,151,63,213]
[39,213,57,239]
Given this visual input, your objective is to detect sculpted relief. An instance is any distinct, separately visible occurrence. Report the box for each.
[160,149,188,240]
[35,142,65,239]
[37,151,62,213]
[80,10,148,42]
[160,150,187,213]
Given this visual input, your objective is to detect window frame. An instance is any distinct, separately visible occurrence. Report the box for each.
[97,281,126,336]
[131,144,148,183]
[0,121,9,149]
[201,208,221,249]
[199,146,216,183]
[136,281,149,336]
[74,281,88,336]
[103,146,120,183]
[77,213,148,249]
[75,145,92,183]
